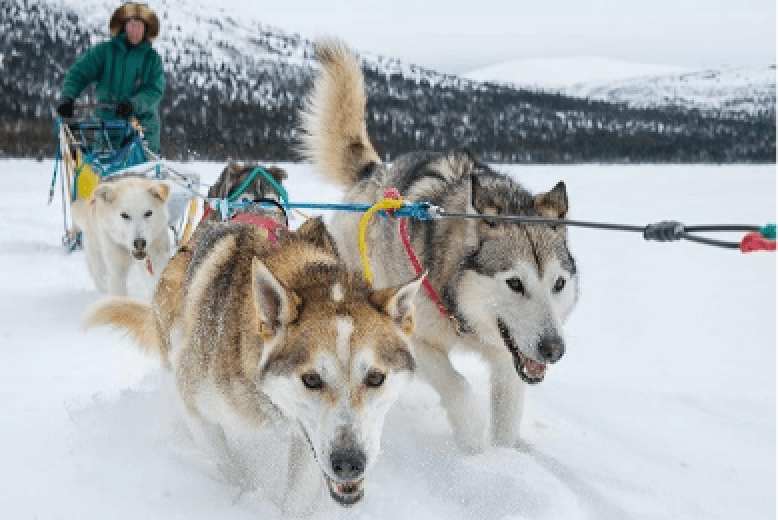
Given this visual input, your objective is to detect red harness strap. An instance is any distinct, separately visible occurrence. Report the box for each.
[740,232,776,253]
[199,203,285,246]
[383,188,452,319]
[200,204,213,221]
[231,212,286,245]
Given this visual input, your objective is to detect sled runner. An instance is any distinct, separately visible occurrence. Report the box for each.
[50,117,201,251]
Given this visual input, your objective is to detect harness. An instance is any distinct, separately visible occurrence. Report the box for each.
[231,213,286,246]
[360,188,463,332]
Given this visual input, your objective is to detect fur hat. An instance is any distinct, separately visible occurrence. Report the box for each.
[109,3,159,41]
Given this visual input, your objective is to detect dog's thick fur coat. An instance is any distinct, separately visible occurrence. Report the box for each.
[85,217,422,514]
[72,175,171,295]
[299,40,579,452]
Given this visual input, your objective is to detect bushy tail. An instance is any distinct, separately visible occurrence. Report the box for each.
[298,39,382,188]
[83,298,164,361]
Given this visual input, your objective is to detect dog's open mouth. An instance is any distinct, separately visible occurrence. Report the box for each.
[497,318,547,384]
[132,250,147,260]
[325,475,364,506]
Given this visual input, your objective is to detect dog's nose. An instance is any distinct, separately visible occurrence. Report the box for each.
[538,333,565,363]
[133,238,147,251]
[330,450,366,481]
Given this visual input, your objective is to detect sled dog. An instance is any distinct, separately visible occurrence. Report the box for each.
[71,175,171,296]
[85,217,422,514]
[206,158,288,206]
[298,40,579,451]
[150,159,291,367]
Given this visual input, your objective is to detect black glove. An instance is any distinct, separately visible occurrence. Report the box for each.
[116,100,134,118]
[56,98,74,118]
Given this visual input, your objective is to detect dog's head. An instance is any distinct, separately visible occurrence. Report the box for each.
[93,176,171,259]
[250,232,421,506]
[454,170,578,384]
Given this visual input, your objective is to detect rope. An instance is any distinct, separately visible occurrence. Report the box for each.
[759,223,776,239]
[439,212,775,252]
[358,197,406,283]
[358,188,453,320]
[243,197,774,253]
[741,232,777,253]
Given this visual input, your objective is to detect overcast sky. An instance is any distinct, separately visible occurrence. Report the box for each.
[207,0,776,74]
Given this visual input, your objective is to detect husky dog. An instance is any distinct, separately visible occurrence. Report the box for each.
[85,217,422,514]
[150,159,291,367]
[206,158,288,205]
[71,175,171,296]
[298,40,579,452]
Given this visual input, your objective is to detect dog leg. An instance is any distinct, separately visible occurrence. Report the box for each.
[99,238,132,296]
[490,357,526,448]
[82,233,108,292]
[282,433,323,516]
[184,406,253,492]
[415,342,487,454]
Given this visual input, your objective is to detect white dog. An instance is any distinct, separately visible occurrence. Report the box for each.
[72,175,171,296]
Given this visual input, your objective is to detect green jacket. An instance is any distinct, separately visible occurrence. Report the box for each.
[61,34,165,153]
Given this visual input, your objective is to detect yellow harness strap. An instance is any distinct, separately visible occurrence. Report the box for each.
[178,197,200,245]
[358,197,405,283]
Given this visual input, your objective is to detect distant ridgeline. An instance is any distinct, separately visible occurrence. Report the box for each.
[1,0,775,162]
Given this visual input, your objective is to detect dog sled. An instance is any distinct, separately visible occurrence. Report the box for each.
[50,116,201,251]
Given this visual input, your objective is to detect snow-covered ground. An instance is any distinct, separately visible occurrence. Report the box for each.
[0,159,775,519]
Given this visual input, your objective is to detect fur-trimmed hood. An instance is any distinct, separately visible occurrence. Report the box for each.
[109,3,159,41]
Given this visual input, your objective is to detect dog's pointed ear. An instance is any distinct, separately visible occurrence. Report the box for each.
[266,165,288,182]
[226,158,240,172]
[470,174,498,216]
[94,184,116,204]
[369,273,424,335]
[148,181,171,203]
[252,258,299,340]
[534,181,568,220]
[293,217,340,258]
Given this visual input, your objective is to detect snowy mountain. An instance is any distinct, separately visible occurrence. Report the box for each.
[465,57,776,116]
[1,0,775,162]
[465,57,688,90]
[567,65,777,117]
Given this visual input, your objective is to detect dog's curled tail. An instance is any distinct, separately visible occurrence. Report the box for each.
[83,298,163,361]
[298,39,382,188]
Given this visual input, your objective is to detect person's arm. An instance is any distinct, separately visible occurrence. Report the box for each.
[128,51,165,115]
[60,44,107,101]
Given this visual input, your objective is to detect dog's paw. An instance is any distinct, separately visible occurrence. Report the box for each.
[216,457,254,494]
[513,438,533,453]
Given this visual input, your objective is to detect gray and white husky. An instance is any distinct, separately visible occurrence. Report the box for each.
[299,40,579,452]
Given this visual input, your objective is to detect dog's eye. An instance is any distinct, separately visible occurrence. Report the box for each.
[553,276,566,293]
[364,370,385,388]
[120,212,130,220]
[301,372,324,390]
[143,210,152,218]
[506,277,525,295]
